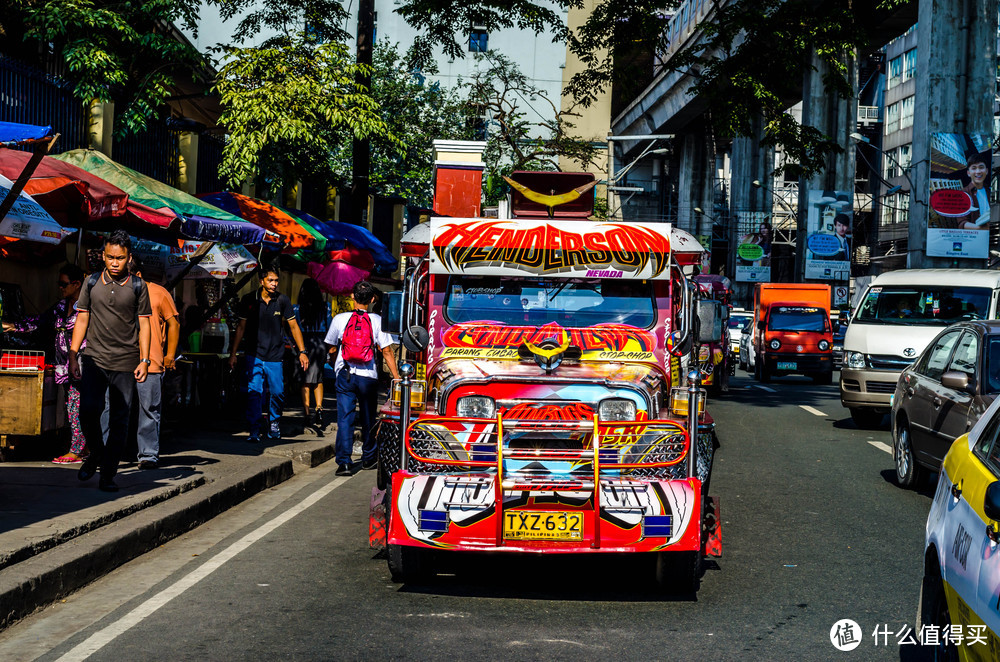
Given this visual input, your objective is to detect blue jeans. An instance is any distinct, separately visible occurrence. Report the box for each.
[247,357,284,436]
[136,372,163,462]
[335,368,378,466]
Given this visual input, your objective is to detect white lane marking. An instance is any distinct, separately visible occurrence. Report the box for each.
[868,441,892,455]
[799,405,826,417]
[752,385,776,392]
[55,475,348,662]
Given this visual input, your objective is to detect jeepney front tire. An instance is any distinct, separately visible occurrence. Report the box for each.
[654,550,701,594]
[850,407,884,430]
[387,544,432,583]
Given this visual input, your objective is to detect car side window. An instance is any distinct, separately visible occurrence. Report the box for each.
[947,332,979,377]
[918,330,962,381]
[977,412,1000,476]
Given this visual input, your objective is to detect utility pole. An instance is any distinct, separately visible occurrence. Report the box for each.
[350,0,375,227]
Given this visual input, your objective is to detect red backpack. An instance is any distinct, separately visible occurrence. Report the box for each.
[341,310,375,364]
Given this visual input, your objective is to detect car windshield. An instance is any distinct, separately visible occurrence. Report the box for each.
[728,315,751,329]
[768,306,829,332]
[444,276,657,328]
[855,285,991,325]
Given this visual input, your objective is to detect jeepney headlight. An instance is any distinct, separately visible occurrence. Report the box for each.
[599,398,636,421]
[818,340,830,351]
[769,339,781,350]
[846,351,866,369]
[456,395,495,419]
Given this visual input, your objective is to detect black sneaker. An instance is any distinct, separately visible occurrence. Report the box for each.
[98,478,119,493]
[78,459,98,482]
[313,409,325,431]
[138,460,158,470]
[248,432,261,444]
[335,463,355,476]
[360,459,378,471]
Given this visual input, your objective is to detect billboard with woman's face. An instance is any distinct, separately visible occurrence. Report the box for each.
[804,190,852,280]
[735,211,771,282]
[927,133,993,259]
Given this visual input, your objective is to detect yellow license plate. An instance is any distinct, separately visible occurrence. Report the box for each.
[503,511,583,540]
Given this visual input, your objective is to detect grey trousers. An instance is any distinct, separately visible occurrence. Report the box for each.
[136,372,163,462]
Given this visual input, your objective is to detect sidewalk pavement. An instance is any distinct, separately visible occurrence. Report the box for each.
[0,408,344,630]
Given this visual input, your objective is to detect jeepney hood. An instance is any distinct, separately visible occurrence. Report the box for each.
[428,358,666,419]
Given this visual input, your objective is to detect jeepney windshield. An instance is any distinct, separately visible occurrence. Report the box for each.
[444,276,656,328]
[854,285,991,325]
[768,307,829,332]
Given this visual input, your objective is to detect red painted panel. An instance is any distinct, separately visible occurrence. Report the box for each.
[434,167,482,218]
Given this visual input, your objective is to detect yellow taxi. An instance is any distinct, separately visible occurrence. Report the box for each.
[923,398,1000,660]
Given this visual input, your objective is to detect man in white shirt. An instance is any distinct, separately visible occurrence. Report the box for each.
[324,281,400,476]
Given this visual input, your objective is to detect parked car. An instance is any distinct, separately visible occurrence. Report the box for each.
[739,318,754,371]
[921,397,1000,657]
[728,311,752,369]
[891,321,1000,487]
[831,320,847,370]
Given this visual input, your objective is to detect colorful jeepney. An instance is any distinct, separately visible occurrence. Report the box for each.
[692,274,734,394]
[373,216,722,592]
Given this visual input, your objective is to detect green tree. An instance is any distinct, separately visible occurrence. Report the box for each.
[459,52,600,205]
[4,0,204,136]
[214,33,393,194]
[395,0,902,178]
[329,43,472,208]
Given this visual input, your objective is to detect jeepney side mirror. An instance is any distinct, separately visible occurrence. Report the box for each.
[756,320,765,331]
[402,326,429,353]
[695,299,725,344]
[381,291,404,335]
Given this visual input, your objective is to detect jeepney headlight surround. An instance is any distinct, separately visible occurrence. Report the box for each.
[846,351,866,369]
[599,398,637,421]
[818,340,830,351]
[456,395,496,419]
[769,339,781,350]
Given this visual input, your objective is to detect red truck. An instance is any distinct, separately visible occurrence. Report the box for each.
[752,283,833,384]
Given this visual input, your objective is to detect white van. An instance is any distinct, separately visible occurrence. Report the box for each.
[840,269,1000,428]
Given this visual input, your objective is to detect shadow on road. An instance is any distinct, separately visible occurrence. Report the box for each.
[390,551,714,603]
[879,469,937,500]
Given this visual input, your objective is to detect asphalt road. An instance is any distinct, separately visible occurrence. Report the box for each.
[1,372,935,661]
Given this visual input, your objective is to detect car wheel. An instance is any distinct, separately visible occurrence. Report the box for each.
[760,360,771,382]
[918,572,958,662]
[850,407,884,430]
[739,353,746,371]
[894,417,924,488]
[654,550,701,594]
[386,484,433,583]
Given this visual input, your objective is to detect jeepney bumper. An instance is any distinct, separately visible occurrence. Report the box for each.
[764,352,831,375]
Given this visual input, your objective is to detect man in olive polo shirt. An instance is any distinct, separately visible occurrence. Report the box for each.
[228,265,309,443]
[69,230,152,493]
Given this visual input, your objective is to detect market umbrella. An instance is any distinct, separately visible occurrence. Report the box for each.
[288,209,396,272]
[0,174,76,244]
[0,122,53,145]
[131,238,258,282]
[307,260,370,296]
[53,150,269,244]
[199,191,325,251]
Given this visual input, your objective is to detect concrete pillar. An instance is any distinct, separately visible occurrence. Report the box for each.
[284,181,303,210]
[730,115,774,214]
[910,0,999,268]
[88,101,114,157]
[176,132,199,195]
[797,50,858,281]
[677,132,708,234]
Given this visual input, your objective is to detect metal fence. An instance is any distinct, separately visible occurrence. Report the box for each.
[113,119,179,188]
[0,55,88,153]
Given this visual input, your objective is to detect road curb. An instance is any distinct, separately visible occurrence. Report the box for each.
[0,457,294,630]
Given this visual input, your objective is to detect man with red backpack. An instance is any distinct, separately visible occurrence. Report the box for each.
[324,281,399,476]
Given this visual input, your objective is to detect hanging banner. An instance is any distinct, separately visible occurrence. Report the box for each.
[804,190,852,280]
[132,240,258,281]
[927,133,992,259]
[734,211,771,282]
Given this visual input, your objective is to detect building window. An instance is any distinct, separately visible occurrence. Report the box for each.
[885,149,899,179]
[469,29,488,52]
[898,143,911,171]
[887,56,902,90]
[900,96,914,129]
[885,101,900,134]
[902,49,917,81]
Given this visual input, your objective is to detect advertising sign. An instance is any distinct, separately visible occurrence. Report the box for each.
[429,218,672,279]
[804,190,851,280]
[734,211,771,282]
[132,240,258,281]
[927,132,992,259]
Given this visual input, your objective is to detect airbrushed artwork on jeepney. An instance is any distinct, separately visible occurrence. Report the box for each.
[429,218,672,279]
[391,473,698,551]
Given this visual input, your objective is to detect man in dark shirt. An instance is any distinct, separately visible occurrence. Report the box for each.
[68,230,152,492]
[228,265,309,442]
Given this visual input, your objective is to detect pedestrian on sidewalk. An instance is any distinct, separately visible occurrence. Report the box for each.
[2,264,89,464]
[296,278,329,434]
[68,230,152,492]
[324,280,399,476]
[128,256,179,469]
[228,264,309,443]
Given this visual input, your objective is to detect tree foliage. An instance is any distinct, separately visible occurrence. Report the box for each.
[395,0,900,178]
[215,33,394,193]
[3,0,204,136]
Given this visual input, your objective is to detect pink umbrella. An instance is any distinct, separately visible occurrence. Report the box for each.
[307,260,370,296]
